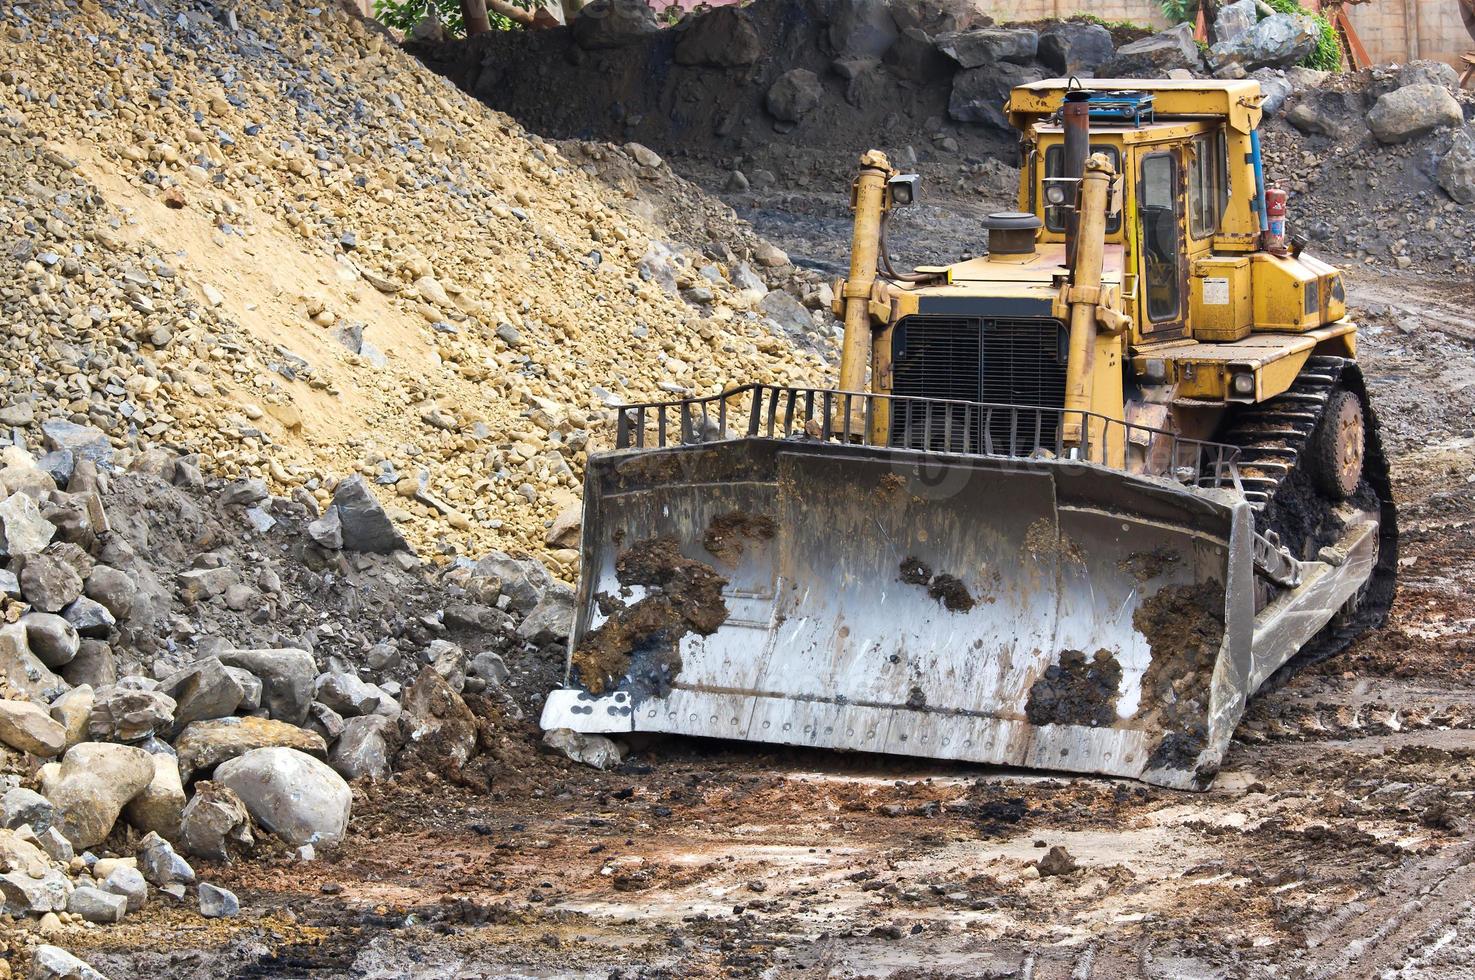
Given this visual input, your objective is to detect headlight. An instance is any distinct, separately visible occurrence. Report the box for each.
[1232,373,1256,395]
[1044,184,1068,206]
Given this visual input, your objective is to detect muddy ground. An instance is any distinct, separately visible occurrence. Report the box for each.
[65,198,1475,978]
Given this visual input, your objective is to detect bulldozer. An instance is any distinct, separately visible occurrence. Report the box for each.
[540,79,1397,790]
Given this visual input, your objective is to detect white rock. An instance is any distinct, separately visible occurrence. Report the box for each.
[215,747,352,847]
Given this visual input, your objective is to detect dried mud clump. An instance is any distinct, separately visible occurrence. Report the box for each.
[571,537,729,695]
[897,558,976,612]
[1132,580,1226,775]
[702,510,777,566]
[1025,649,1123,728]
[1117,548,1182,583]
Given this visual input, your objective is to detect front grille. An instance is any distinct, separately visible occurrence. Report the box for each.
[889,315,1067,455]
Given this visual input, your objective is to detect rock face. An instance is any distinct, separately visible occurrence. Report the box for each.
[674,6,760,67]
[1037,23,1115,76]
[826,0,898,61]
[216,648,316,726]
[1367,84,1464,144]
[0,699,66,757]
[215,747,352,848]
[949,62,1041,129]
[766,69,825,123]
[1209,12,1317,71]
[572,0,660,50]
[1439,128,1475,205]
[330,476,409,554]
[41,742,155,848]
[883,27,952,82]
[935,27,1038,68]
[178,781,253,861]
[1099,23,1203,77]
[174,716,328,782]
[396,667,478,772]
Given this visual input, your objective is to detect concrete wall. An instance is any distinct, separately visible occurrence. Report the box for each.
[974,0,1170,25]
[1344,0,1468,70]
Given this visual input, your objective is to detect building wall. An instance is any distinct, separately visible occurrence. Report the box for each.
[1344,0,1467,70]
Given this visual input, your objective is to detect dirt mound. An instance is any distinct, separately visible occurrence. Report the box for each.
[0,0,829,578]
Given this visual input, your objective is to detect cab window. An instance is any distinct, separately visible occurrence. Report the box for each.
[1043,145,1122,234]
[1140,152,1182,323]
[1187,131,1228,239]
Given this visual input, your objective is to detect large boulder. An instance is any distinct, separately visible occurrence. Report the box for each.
[935,27,1037,68]
[88,685,176,741]
[1212,0,1258,44]
[216,648,316,725]
[18,554,83,613]
[1209,12,1317,72]
[215,747,352,848]
[1367,84,1464,144]
[1099,23,1203,77]
[21,614,78,669]
[0,491,54,558]
[516,583,576,644]
[572,0,659,50]
[1438,127,1475,205]
[471,552,553,615]
[330,476,408,554]
[123,751,187,840]
[30,946,108,980]
[1400,60,1460,93]
[1037,22,1114,76]
[329,714,396,781]
[949,62,1042,129]
[0,698,66,757]
[396,667,478,772]
[673,6,760,67]
[314,671,385,718]
[178,780,253,861]
[159,658,245,731]
[826,0,898,61]
[883,27,952,82]
[766,69,825,123]
[173,716,328,782]
[40,742,155,848]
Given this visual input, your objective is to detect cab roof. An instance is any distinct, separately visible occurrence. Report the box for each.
[1008,78,1265,134]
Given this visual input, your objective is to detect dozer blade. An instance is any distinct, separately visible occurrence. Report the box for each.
[541,438,1374,790]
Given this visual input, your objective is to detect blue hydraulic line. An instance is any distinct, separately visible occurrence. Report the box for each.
[1249,129,1269,232]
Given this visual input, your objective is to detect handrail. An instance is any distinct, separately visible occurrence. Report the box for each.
[611,384,1242,491]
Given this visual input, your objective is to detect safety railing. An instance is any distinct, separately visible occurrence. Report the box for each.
[613,384,1242,491]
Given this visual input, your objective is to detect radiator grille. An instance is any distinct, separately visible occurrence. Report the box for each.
[889,315,1066,455]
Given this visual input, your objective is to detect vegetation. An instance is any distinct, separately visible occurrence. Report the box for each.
[1155,0,1342,72]
[374,0,522,36]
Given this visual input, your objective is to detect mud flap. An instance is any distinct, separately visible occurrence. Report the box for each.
[540,439,1268,790]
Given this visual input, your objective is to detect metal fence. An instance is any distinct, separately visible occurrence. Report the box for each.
[613,384,1242,491]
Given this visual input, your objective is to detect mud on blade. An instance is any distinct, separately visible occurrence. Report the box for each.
[541,438,1261,790]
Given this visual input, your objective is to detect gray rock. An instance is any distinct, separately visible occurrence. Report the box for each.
[0,868,70,915]
[36,826,72,864]
[673,6,760,67]
[1099,23,1203,76]
[468,650,510,687]
[19,554,83,613]
[306,700,345,742]
[216,648,316,726]
[102,865,147,912]
[1400,59,1460,93]
[0,492,54,559]
[35,451,74,490]
[329,714,395,781]
[935,27,1038,68]
[61,640,115,690]
[543,728,625,770]
[471,552,552,615]
[1212,0,1257,44]
[766,69,824,123]
[215,747,352,848]
[176,566,239,604]
[1286,101,1343,137]
[22,613,80,668]
[60,598,114,639]
[178,780,254,862]
[1,787,55,833]
[572,0,659,50]
[219,479,268,507]
[331,476,408,554]
[225,667,262,712]
[1209,12,1317,71]
[199,881,239,918]
[949,62,1042,128]
[1253,69,1292,116]
[159,658,245,730]
[305,507,343,550]
[30,946,108,980]
[137,830,195,887]
[314,672,383,718]
[1438,126,1475,205]
[516,584,576,644]
[40,420,112,468]
[0,570,17,598]
[89,686,176,741]
[1368,84,1465,144]
[67,885,127,923]
[759,290,813,338]
[84,565,137,620]
[1037,22,1114,76]
[826,0,897,61]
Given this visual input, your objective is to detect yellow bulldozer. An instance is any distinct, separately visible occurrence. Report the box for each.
[540,79,1397,790]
